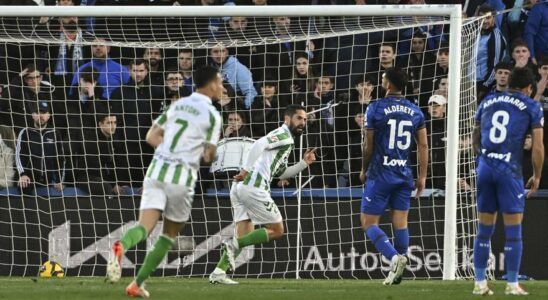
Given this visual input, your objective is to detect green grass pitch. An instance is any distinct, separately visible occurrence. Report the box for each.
[1,277,548,300]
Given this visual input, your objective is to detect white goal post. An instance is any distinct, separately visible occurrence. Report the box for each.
[0,4,472,281]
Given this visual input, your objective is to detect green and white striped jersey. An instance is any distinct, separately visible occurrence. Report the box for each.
[146,92,221,186]
[242,124,294,190]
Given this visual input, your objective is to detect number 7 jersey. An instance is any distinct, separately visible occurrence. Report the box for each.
[364,97,425,181]
[476,91,543,177]
[146,93,222,185]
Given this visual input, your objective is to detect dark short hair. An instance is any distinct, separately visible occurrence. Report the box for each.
[495,61,513,72]
[509,67,536,90]
[412,30,427,40]
[194,66,220,89]
[511,38,529,52]
[130,59,149,70]
[384,67,408,92]
[79,66,98,83]
[22,64,38,77]
[165,68,183,79]
[179,49,193,55]
[96,113,115,124]
[284,104,306,117]
[261,77,278,90]
[380,43,396,53]
[227,110,247,123]
[478,4,495,15]
[355,74,377,86]
[437,42,449,55]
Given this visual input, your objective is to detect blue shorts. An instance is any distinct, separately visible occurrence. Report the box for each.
[476,162,525,214]
[361,177,414,215]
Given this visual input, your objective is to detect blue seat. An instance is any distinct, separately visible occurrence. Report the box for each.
[0,187,21,196]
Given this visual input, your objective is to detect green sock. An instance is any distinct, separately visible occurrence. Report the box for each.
[237,228,269,248]
[216,250,231,272]
[135,235,174,286]
[119,224,147,252]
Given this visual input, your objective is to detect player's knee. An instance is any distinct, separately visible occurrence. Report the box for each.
[268,223,284,240]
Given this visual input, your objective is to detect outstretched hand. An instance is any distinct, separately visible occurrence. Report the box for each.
[303,148,317,165]
[234,169,249,182]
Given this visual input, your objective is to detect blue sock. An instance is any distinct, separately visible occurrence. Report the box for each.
[394,228,409,255]
[504,224,522,283]
[365,226,398,260]
[473,223,494,282]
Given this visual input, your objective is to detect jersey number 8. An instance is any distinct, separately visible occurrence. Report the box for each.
[489,110,509,144]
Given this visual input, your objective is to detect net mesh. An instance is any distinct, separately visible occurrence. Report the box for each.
[0,12,482,279]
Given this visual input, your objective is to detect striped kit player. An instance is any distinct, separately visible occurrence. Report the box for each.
[209,104,317,285]
[107,66,223,298]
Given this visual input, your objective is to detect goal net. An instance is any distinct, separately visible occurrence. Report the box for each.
[0,5,482,280]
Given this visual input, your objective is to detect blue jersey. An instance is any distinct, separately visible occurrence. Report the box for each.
[476,91,544,178]
[364,97,425,181]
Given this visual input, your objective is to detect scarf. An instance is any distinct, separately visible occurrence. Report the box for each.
[54,29,83,76]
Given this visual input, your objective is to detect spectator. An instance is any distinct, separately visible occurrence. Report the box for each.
[71,37,130,100]
[209,45,257,108]
[223,111,251,138]
[337,112,364,187]
[177,49,195,93]
[507,0,539,42]
[419,45,449,106]
[7,64,66,133]
[0,125,16,188]
[492,62,513,93]
[164,68,191,105]
[404,30,437,96]
[535,55,548,101]
[426,94,447,189]
[214,82,243,113]
[510,39,538,76]
[352,74,376,108]
[524,0,548,61]
[522,133,534,182]
[143,47,164,86]
[46,15,86,88]
[265,16,316,84]
[476,4,508,100]
[111,59,164,184]
[290,52,317,105]
[15,101,65,194]
[75,113,131,196]
[368,43,399,98]
[250,79,286,138]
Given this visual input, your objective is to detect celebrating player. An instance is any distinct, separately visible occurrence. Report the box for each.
[472,67,544,296]
[209,104,316,284]
[106,66,223,297]
[360,67,428,286]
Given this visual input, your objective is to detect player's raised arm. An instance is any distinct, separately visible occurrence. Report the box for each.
[145,123,164,148]
[526,127,544,198]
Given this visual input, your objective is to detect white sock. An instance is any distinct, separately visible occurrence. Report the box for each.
[391,255,400,265]
[475,280,487,287]
[507,282,519,288]
[213,267,226,274]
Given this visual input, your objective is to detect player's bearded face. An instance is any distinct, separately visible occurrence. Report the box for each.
[288,110,307,136]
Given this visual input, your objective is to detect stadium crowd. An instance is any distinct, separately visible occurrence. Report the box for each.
[0,0,547,196]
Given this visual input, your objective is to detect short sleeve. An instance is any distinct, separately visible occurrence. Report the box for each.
[475,102,483,123]
[364,103,376,130]
[530,101,544,129]
[416,109,425,129]
[206,109,222,145]
[153,110,168,130]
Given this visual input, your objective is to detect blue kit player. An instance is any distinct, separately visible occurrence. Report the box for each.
[360,67,429,286]
[472,67,544,296]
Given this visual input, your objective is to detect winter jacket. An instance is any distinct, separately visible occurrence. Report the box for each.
[0,126,15,188]
[477,27,507,88]
[524,1,548,59]
[15,126,65,185]
[213,56,258,109]
[71,58,130,100]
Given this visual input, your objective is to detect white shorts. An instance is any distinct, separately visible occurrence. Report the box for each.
[139,178,194,223]
[231,182,283,225]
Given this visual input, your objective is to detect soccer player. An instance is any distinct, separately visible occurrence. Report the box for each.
[472,67,544,296]
[106,66,223,297]
[208,104,316,284]
[360,67,428,286]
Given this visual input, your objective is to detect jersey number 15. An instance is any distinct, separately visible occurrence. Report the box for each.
[387,119,412,150]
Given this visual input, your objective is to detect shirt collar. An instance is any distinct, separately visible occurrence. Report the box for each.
[281,123,292,137]
[191,92,212,105]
